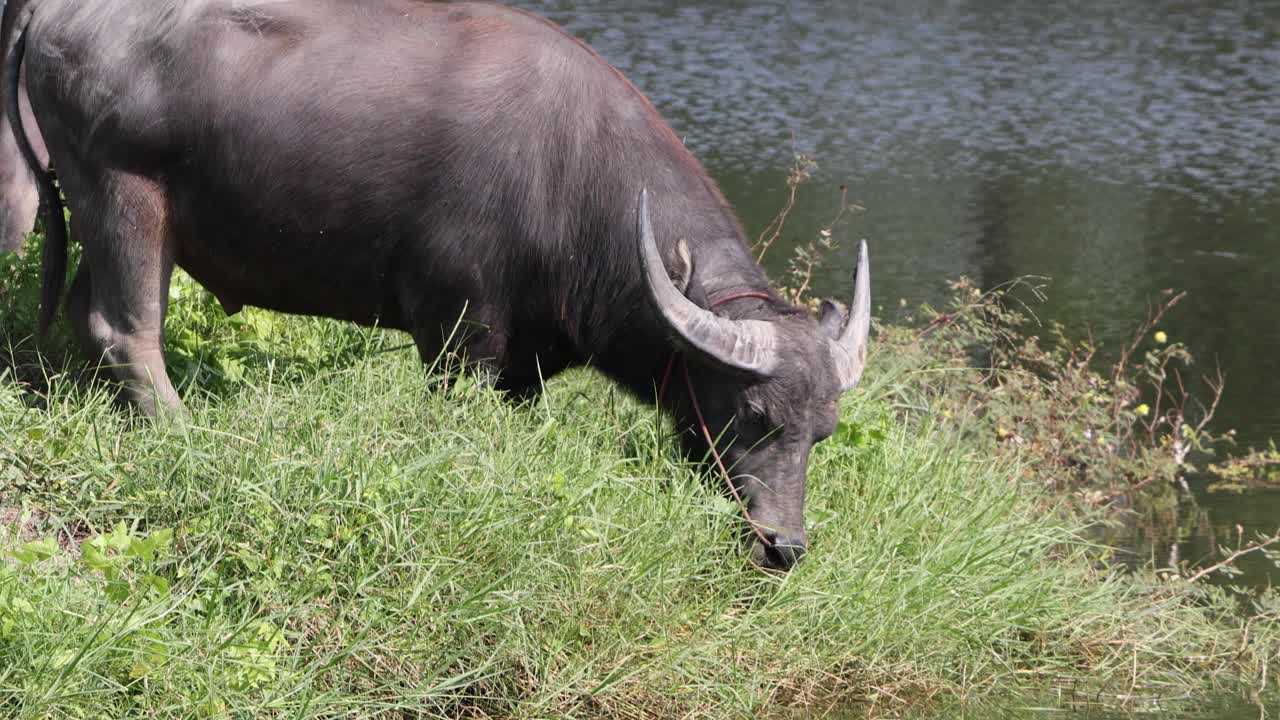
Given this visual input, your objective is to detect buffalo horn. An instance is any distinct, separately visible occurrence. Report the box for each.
[637,189,780,377]
[828,240,871,392]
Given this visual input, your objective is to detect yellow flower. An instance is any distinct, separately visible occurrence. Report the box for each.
[1134,403,1150,417]
[1154,331,1168,344]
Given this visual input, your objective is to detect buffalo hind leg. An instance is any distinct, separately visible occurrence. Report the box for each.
[66,173,182,417]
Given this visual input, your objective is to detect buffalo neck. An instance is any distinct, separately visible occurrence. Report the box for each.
[688,237,777,313]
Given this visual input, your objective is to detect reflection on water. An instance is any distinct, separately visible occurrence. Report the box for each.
[516,0,1280,594]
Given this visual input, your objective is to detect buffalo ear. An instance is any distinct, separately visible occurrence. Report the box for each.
[670,239,694,294]
[676,239,713,308]
[817,300,847,339]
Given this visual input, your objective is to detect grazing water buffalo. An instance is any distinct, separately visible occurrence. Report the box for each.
[2,0,871,570]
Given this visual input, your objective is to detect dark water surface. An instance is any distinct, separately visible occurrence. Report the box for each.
[518,0,1278,715]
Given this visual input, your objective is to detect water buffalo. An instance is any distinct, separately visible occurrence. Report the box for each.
[2,0,871,571]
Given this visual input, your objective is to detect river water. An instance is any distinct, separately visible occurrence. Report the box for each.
[518,0,1278,715]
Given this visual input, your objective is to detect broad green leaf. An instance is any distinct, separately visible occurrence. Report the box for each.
[143,574,170,598]
[80,542,112,571]
[105,578,132,603]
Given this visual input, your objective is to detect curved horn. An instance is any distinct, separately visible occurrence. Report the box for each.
[829,240,871,391]
[637,189,780,377]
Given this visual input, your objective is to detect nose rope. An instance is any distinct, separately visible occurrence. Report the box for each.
[657,289,775,548]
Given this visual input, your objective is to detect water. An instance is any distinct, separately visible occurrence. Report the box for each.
[517,1,1279,714]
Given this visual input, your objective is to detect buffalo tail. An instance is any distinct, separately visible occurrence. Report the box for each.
[4,5,66,337]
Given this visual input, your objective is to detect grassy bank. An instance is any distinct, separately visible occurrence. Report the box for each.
[1,240,1277,718]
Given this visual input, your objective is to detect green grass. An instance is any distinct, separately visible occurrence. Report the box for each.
[1,254,1277,718]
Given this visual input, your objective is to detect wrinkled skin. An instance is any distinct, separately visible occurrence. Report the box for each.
[2,0,871,571]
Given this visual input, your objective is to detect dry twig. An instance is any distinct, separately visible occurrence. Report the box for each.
[1185,531,1280,583]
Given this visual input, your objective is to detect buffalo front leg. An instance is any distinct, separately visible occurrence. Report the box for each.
[412,324,547,404]
[411,309,503,384]
[406,299,530,396]
[66,173,182,417]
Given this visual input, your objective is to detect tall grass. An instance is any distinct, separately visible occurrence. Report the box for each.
[1,243,1276,718]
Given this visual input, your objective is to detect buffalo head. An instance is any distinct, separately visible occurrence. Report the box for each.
[637,190,871,571]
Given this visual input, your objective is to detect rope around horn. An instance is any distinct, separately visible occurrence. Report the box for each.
[657,290,774,548]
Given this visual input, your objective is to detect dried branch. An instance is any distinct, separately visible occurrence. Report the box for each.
[754,149,817,262]
[1185,531,1280,584]
[782,185,860,305]
[1110,290,1186,423]
[1193,367,1226,439]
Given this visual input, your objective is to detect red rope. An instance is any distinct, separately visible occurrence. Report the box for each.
[655,288,775,547]
[681,359,773,547]
[657,353,678,406]
[710,290,773,307]
[656,290,768,404]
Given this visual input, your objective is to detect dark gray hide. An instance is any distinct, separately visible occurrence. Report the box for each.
[0,51,45,253]
[2,0,871,571]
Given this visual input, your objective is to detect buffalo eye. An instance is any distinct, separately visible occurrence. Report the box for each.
[811,401,840,442]
[738,402,781,444]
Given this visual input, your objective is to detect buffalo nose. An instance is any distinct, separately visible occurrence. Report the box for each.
[754,530,808,571]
